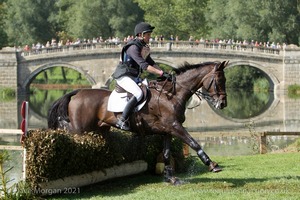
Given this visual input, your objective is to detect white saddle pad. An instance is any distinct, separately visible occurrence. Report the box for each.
[107,79,148,112]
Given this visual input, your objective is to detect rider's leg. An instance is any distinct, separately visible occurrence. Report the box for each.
[116,96,138,130]
[115,76,143,130]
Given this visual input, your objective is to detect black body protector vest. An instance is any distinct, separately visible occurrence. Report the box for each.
[113,39,150,79]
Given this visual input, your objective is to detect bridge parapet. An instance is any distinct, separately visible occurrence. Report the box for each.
[19,41,282,57]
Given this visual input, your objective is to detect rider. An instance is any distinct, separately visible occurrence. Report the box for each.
[112,22,171,130]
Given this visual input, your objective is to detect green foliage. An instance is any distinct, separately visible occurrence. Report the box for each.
[24,129,186,192]
[206,0,300,44]
[220,89,270,119]
[288,84,300,99]
[32,67,90,85]
[5,0,58,46]
[1,0,299,46]
[253,78,270,92]
[134,0,209,40]
[0,1,8,49]
[0,150,34,200]
[52,0,143,40]
[225,65,266,89]
[0,87,16,101]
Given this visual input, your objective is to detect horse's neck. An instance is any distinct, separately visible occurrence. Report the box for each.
[174,83,196,107]
[176,71,206,95]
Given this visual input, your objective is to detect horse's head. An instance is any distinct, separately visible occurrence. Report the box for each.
[200,61,228,109]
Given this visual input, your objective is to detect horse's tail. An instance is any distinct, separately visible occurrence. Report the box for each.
[47,89,80,129]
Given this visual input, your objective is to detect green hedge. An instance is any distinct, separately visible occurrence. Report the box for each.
[24,129,185,190]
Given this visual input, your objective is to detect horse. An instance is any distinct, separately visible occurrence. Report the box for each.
[48,60,228,184]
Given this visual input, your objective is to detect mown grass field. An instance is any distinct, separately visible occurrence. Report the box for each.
[46,152,300,200]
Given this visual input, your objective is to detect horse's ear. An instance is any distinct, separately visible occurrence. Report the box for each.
[217,60,229,71]
[225,60,229,68]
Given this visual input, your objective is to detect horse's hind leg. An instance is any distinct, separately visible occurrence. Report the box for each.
[162,135,181,185]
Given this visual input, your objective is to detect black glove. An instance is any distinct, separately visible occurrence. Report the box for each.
[158,72,172,81]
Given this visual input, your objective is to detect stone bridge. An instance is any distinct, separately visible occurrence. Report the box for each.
[0,42,299,132]
[0,42,299,93]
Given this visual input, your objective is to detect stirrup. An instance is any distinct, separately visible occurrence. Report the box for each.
[116,118,130,131]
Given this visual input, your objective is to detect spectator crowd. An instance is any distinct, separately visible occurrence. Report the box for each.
[18,35,287,52]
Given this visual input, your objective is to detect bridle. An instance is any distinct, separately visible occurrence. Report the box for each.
[189,68,226,109]
[156,64,226,109]
[197,71,226,99]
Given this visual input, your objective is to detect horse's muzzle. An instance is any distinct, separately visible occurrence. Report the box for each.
[214,96,227,109]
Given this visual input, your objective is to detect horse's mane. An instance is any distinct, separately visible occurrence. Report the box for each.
[173,61,217,75]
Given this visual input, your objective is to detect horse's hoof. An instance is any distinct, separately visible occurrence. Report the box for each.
[170,177,183,185]
[166,177,183,185]
[208,162,222,173]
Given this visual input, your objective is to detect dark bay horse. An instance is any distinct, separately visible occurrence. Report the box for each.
[48,61,228,184]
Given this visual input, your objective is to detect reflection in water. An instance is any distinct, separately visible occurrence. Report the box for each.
[216,89,272,119]
[29,88,73,118]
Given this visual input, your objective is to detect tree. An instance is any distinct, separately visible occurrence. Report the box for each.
[206,0,300,45]
[5,0,58,47]
[260,0,300,45]
[134,0,209,40]
[107,0,144,38]
[0,0,8,49]
[53,0,144,40]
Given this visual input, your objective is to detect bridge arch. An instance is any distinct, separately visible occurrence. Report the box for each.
[22,62,96,90]
[227,60,279,91]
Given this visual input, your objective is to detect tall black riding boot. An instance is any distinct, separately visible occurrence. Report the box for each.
[116,96,138,130]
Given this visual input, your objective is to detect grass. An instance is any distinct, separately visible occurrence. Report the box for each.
[46,152,300,200]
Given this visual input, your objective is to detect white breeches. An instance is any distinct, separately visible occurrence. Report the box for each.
[116,76,143,102]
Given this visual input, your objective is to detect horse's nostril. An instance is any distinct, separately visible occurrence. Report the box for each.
[220,102,226,108]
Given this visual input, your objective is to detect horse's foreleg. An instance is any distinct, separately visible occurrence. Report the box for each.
[188,137,221,172]
[163,135,181,185]
[197,149,221,172]
[171,122,222,173]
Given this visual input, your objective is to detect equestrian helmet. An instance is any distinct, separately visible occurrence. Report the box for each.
[134,22,155,36]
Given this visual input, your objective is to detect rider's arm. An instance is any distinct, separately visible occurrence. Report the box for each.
[146,65,163,76]
[127,45,164,76]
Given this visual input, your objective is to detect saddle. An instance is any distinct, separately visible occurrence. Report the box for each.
[107,79,149,113]
[115,82,148,104]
